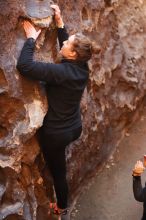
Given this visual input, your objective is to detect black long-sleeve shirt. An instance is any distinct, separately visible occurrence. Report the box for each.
[17,27,89,133]
[133,176,146,220]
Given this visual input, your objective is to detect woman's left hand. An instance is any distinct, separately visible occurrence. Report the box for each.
[23,21,41,40]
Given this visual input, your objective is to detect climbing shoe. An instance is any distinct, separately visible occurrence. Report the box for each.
[49,202,70,220]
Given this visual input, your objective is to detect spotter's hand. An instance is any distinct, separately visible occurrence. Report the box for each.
[23,21,41,40]
[133,160,145,176]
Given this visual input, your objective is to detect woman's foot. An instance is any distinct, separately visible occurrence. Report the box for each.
[49,202,70,220]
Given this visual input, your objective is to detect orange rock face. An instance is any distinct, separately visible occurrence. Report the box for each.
[1,0,146,219]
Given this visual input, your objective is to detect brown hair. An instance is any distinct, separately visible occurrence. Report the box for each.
[72,33,101,62]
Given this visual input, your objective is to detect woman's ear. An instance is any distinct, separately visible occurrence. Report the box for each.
[70,50,77,59]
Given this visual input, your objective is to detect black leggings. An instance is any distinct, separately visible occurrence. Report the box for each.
[39,126,82,209]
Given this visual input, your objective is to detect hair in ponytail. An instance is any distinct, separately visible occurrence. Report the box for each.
[72,33,101,62]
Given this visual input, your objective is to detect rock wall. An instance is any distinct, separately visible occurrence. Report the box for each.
[1,0,146,219]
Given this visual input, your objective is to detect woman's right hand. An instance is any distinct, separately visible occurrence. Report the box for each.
[51,4,64,28]
[133,160,145,176]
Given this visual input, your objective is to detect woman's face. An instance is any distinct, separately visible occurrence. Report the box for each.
[59,35,77,59]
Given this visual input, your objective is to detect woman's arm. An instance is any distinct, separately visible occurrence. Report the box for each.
[57,27,69,49]
[17,21,67,84]
[51,4,69,48]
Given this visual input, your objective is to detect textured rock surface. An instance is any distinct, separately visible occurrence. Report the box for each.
[1,0,146,219]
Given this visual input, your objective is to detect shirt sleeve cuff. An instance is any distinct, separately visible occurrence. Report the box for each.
[27,38,36,43]
[133,175,141,179]
[25,38,36,48]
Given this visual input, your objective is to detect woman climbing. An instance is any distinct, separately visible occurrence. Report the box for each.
[17,4,98,220]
